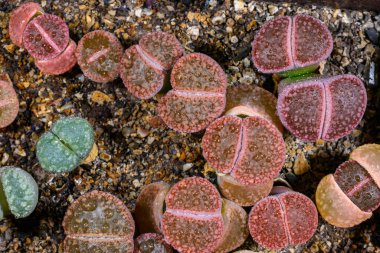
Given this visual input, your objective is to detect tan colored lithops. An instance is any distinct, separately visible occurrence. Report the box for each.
[316,144,380,228]
[0,73,19,128]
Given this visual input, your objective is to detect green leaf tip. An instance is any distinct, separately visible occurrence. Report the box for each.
[0,166,39,219]
[36,117,95,173]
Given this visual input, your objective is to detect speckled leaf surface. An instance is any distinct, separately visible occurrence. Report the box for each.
[0,167,38,219]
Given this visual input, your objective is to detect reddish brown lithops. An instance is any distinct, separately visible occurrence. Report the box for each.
[134,182,170,234]
[161,177,224,253]
[316,144,380,228]
[134,233,173,253]
[277,74,367,141]
[252,15,333,74]
[9,2,44,47]
[120,32,183,99]
[0,74,19,128]
[158,53,227,133]
[249,187,318,249]
[76,30,123,83]
[62,191,134,253]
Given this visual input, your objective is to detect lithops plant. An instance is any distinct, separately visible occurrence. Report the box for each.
[36,117,95,173]
[316,144,380,228]
[135,178,248,253]
[134,233,173,253]
[120,32,184,99]
[202,85,285,206]
[0,73,19,128]
[158,53,227,133]
[76,30,123,83]
[9,3,76,75]
[63,191,135,253]
[277,74,367,141]
[252,15,333,76]
[249,186,318,249]
[0,166,39,220]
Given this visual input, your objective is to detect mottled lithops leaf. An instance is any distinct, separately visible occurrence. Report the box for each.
[162,177,224,253]
[158,53,227,133]
[23,14,69,60]
[135,182,170,234]
[134,233,173,253]
[76,30,123,83]
[249,189,318,249]
[217,174,272,207]
[63,191,134,253]
[350,144,380,187]
[316,174,372,228]
[35,40,77,75]
[252,15,333,74]
[213,199,249,253]
[202,116,285,185]
[277,75,366,141]
[9,2,44,47]
[0,167,38,219]
[36,117,94,173]
[0,75,19,128]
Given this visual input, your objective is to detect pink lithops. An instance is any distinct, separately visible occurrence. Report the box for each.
[23,14,70,60]
[202,115,285,185]
[0,74,19,128]
[35,40,77,75]
[161,177,224,253]
[9,2,44,47]
[249,187,318,249]
[76,30,123,83]
[217,174,273,207]
[62,191,135,253]
[316,144,380,228]
[134,233,173,253]
[135,182,170,234]
[158,53,227,133]
[277,74,367,141]
[252,15,333,74]
[225,84,283,132]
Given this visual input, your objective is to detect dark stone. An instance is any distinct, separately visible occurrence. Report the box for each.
[365,27,379,45]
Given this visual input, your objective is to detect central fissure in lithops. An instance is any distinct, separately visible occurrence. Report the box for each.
[135,44,165,72]
[50,131,81,159]
[275,196,292,245]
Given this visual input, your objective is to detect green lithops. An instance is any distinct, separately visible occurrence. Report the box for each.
[0,166,39,220]
[36,117,95,173]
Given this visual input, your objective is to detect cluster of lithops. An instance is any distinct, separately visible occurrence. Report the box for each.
[0,73,19,128]
[249,186,318,249]
[252,15,333,76]
[36,117,95,173]
[62,191,135,252]
[9,2,77,75]
[135,177,249,253]
[252,15,367,142]
[277,75,367,141]
[158,53,227,133]
[316,144,380,228]
[202,85,285,206]
[0,166,39,220]
[120,32,184,99]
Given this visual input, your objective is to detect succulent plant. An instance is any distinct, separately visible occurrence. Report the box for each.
[277,74,367,141]
[76,30,123,83]
[134,181,170,234]
[134,233,173,253]
[63,191,135,253]
[252,15,333,76]
[9,3,76,75]
[248,186,318,249]
[0,73,19,128]
[316,144,380,228]
[9,2,44,47]
[120,32,184,99]
[0,166,39,220]
[158,53,227,133]
[36,117,95,173]
[135,178,248,253]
